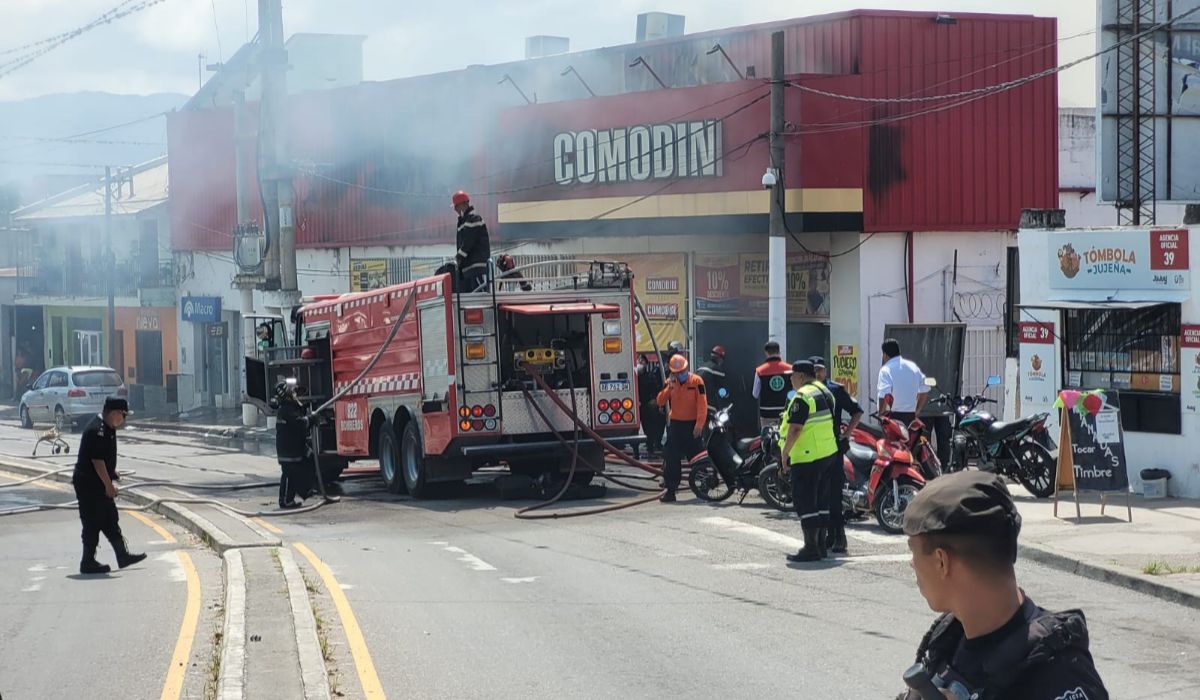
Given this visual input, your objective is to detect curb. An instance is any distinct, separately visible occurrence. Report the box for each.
[1020,542,1200,611]
[128,423,275,447]
[217,550,247,700]
[278,547,332,700]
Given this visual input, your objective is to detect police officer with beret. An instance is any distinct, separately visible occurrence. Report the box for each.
[899,471,1108,700]
[779,360,840,563]
[73,397,146,575]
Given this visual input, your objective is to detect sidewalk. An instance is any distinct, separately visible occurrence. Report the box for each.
[130,406,277,449]
[1013,488,1200,609]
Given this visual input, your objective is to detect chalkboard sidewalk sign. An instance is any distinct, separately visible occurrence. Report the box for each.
[1052,389,1132,523]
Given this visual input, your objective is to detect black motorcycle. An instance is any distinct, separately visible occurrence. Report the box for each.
[933,375,1057,499]
[688,405,781,504]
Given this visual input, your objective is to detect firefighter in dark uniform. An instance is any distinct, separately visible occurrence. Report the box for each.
[453,190,492,292]
[655,354,708,502]
[753,341,791,429]
[779,360,840,563]
[275,380,314,509]
[696,345,729,410]
[636,353,666,459]
[899,471,1108,700]
[73,398,146,575]
[811,355,863,555]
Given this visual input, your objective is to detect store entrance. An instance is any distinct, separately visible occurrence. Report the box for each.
[694,320,830,436]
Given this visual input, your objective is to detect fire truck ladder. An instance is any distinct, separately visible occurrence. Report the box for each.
[457,262,504,423]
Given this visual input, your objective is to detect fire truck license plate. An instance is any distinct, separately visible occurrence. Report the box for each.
[599,380,630,392]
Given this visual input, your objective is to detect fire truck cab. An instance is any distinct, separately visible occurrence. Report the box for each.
[246,261,642,497]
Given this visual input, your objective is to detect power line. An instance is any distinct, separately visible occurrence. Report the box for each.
[0,135,164,147]
[0,0,138,57]
[210,0,224,63]
[783,9,1199,106]
[0,0,168,81]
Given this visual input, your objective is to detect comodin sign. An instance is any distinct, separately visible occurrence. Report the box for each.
[553,120,723,185]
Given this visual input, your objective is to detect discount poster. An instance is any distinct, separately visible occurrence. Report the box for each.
[622,254,687,353]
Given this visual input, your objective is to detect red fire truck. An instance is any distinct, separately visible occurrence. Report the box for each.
[246,262,642,497]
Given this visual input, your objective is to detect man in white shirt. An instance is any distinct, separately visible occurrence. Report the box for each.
[877,338,929,425]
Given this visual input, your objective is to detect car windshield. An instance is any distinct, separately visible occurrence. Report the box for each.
[73,371,123,388]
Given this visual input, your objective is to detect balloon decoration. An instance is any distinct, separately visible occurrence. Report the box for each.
[1055,389,1106,415]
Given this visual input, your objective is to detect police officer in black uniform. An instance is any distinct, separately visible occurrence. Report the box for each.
[275,380,314,509]
[899,471,1108,700]
[73,397,146,575]
[811,355,863,555]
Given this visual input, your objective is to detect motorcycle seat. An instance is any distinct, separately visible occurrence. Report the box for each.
[736,437,758,453]
[847,442,876,473]
[984,418,1031,440]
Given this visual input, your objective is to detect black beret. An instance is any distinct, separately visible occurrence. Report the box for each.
[903,471,1021,538]
[792,360,815,375]
[808,355,827,367]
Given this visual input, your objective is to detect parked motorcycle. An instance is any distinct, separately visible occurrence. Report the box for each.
[844,412,928,533]
[850,414,941,482]
[933,375,1057,499]
[688,405,781,503]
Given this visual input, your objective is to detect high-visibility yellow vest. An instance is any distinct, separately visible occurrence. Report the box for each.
[778,381,839,464]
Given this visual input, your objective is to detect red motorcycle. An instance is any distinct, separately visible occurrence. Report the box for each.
[849,413,941,482]
[842,412,928,534]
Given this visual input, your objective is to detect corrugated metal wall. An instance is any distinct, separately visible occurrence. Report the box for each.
[854,13,1059,231]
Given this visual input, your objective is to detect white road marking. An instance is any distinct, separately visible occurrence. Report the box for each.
[655,545,710,558]
[845,528,903,545]
[427,541,449,546]
[501,577,539,584]
[340,584,355,590]
[831,553,912,563]
[442,545,498,572]
[21,584,41,592]
[30,576,46,582]
[27,564,46,572]
[157,552,187,582]
[711,563,771,571]
[699,516,804,549]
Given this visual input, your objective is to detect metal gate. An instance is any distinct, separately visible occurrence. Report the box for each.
[962,327,1006,416]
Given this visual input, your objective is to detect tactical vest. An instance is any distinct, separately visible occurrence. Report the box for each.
[756,357,792,418]
[902,608,1093,700]
[778,382,839,463]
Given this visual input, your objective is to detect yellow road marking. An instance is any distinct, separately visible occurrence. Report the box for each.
[129,510,177,543]
[252,516,283,534]
[160,550,201,700]
[293,542,385,699]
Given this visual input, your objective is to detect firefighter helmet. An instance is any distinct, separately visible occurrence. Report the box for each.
[274,379,297,401]
[452,191,470,207]
[668,355,689,373]
[711,345,726,360]
[667,340,685,355]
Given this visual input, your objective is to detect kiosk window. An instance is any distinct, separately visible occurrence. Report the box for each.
[1063,304,1180,434]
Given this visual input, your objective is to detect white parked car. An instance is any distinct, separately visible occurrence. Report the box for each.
[19,366,128,430]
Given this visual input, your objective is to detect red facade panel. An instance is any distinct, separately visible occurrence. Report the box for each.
[853,13,1058,231]
[168,10,1059,251]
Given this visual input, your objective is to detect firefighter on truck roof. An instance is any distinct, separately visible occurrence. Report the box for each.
[453,191,492,292]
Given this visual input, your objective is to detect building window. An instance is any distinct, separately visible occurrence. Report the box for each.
[1005,247,1020,358]
[1062,304,1181,434]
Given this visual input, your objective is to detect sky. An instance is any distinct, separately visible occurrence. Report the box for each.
[0,0,1098,105]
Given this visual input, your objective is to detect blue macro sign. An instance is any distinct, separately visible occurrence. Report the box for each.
[180,296,222,323]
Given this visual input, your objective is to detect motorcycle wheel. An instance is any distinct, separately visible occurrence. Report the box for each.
[688,457,734,502]
[1014,441,1055,499]
[757,463,793,512]
[874,477,922,534]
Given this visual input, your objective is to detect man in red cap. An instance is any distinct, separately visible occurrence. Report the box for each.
[655,354,708,502]
[453,191,491,292]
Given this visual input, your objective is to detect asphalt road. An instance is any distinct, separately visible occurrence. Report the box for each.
[1,420,1198,698]
[0,467,222,700]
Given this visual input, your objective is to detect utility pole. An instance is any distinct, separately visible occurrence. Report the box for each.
[257,0,296,292]
[767,31,787,358]
[104,166,117,372]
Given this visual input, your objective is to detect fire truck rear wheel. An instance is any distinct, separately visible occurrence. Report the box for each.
[378,420,407,495]
[401,420,431,498]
